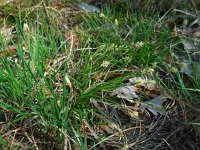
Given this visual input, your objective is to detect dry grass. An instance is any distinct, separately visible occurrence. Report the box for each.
[1,0,200,149]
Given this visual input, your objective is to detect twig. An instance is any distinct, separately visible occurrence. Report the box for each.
[157,8,173,23]
[89,126,141,150]
[173,9,196,17]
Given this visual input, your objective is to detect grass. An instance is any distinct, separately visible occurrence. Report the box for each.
[0,1,200,149]
[156,39,200,102]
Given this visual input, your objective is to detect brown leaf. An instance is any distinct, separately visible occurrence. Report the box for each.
[0,45,17,57]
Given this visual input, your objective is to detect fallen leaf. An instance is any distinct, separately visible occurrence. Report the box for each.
[110,86,138,103]
[110,77,159,102]
[180,59,200,75]
[78,2,100,13]
[0,45,17,57]
[182,39,200,52]
[180,27,200,37]
[141,95,167,115]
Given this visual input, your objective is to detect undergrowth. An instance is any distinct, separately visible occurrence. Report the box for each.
[0,1,200,149]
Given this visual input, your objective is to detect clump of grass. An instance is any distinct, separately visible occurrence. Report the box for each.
[0,1,200,149]
[80,5,172,68]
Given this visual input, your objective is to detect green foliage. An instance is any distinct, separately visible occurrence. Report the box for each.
[0,1,199,149]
